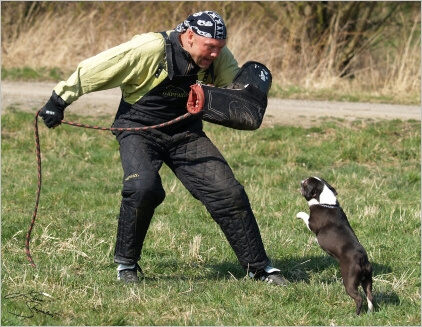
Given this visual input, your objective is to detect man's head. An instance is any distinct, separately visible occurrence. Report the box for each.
[175,11,227,39]
[175,11,227,69]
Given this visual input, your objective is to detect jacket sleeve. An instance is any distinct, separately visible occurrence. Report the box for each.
[53,33,165,105]
[209,46,240,87]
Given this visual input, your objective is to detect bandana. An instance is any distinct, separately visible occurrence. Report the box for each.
[175,11,227,39]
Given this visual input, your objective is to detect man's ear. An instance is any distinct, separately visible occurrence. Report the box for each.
[187,29,194,46]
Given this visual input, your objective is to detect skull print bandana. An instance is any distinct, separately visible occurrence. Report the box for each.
[175,11,227,39]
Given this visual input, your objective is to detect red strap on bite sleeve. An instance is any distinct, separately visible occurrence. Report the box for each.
[186,84,205,114]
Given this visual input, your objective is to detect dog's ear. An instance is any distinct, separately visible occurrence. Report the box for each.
[320,178,338,195]
[304,177,320,200]
[312,179,325,200]
[312,184,321,198]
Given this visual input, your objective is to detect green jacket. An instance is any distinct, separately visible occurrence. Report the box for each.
[53,30,239,106]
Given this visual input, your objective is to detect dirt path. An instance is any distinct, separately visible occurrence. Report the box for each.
[1,81,420,128]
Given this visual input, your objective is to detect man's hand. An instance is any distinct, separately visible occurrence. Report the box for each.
[40,91,68,128]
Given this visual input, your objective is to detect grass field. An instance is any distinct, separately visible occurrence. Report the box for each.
[1,109,420,326]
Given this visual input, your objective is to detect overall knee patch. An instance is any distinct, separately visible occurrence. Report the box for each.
[121,172,166,209]
[115,173,165,265]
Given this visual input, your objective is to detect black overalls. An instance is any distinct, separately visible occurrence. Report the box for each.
[112,31,270,273]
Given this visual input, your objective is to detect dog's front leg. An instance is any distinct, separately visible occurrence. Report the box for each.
[296,212,312,231]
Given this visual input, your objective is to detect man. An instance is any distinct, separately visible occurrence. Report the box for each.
[40,11,286,285]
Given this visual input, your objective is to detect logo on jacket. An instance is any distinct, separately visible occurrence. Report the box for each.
[163,85,188,98]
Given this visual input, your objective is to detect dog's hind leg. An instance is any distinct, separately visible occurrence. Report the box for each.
[341,263,363,315]
[361,272,374,313]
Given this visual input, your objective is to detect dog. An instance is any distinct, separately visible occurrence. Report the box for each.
[296,176,374,315]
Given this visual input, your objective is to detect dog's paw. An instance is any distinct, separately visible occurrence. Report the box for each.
[296,212,309,220]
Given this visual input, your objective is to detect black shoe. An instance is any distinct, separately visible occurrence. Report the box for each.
[117,263,143,283]
[249,266,288,286]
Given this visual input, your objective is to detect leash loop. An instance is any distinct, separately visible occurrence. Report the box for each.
[26,111,194,267]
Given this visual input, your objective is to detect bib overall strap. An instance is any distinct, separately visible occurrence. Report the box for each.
[159,31,175,80]
[158,31,214,83]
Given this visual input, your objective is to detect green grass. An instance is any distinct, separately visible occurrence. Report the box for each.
[1,66,68,82]
[1,110,420,325]
[268,83,412,105]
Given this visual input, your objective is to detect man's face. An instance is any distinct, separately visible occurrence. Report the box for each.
[186,30,226,69]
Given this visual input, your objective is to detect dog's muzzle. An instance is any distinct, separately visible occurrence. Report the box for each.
[300,179,308,196]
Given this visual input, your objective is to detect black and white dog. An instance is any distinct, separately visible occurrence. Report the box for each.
[296,176,374,315]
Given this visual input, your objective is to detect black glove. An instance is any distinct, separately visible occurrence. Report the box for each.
[40,91,68,128]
